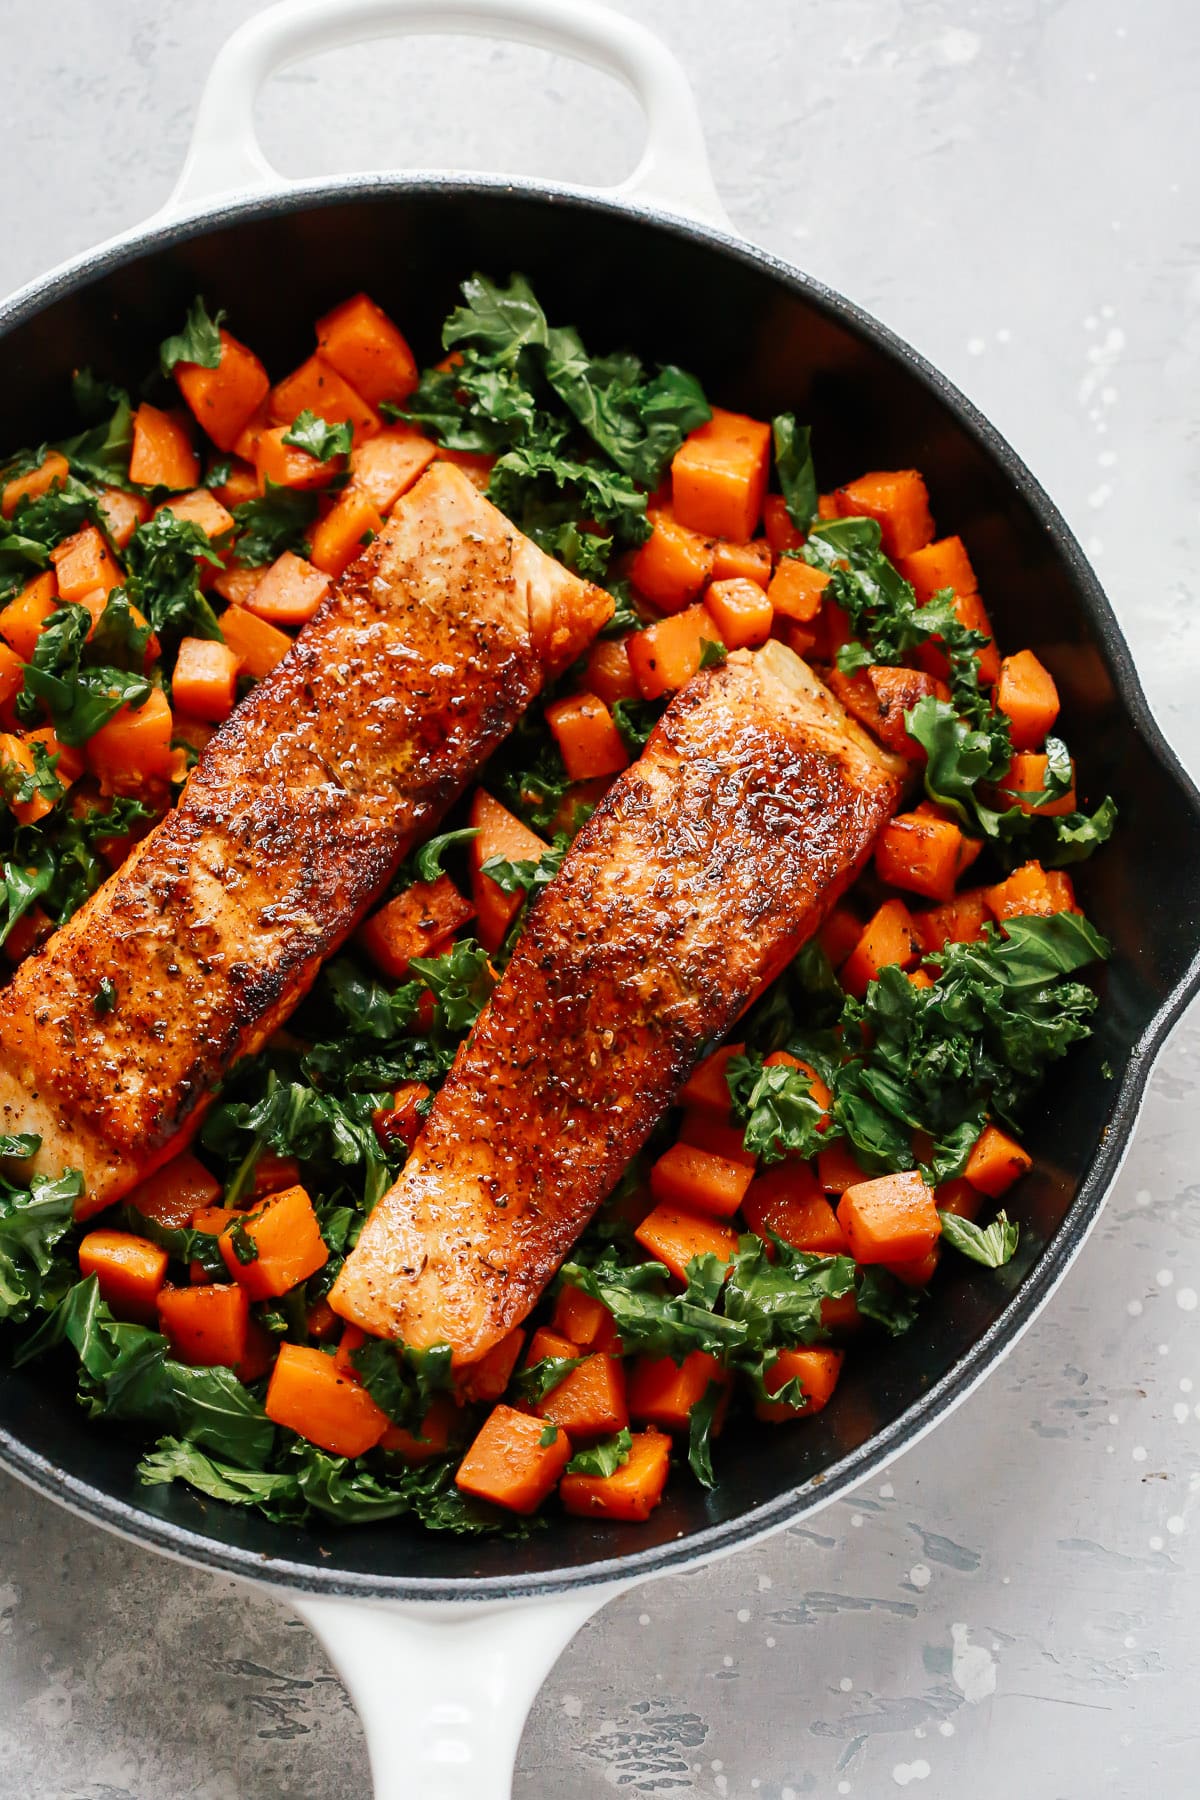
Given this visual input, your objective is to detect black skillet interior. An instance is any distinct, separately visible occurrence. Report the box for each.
[1,182,1198,1599]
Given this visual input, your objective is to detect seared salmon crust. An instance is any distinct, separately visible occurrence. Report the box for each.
[0,463,611,1214]
[331,641,904,1362]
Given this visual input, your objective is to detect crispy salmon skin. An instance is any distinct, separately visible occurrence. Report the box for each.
[331,642,904,1361]
[0,462,610,1214]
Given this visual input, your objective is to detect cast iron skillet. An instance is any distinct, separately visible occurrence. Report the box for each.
[1,1,1198,1790]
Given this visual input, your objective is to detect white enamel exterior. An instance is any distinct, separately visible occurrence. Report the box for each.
[166,0,731,228]
[1,5,1192,1797]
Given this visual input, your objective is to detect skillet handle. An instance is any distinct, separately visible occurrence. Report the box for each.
[289,1587,618,1799]
[167,0,730,228]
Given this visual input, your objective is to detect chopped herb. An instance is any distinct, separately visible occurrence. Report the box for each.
[698,636,728,669]
[539,1422,560,1448]
[92,977,117,1016]
[159,296,225,377]
[282,410,353,462]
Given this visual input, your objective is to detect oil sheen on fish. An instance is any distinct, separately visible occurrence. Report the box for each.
[0,462,611,1215]
[330,641,905,1362]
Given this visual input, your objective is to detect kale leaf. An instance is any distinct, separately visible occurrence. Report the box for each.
[542,332,710,488]
[686,1382,723,1488]
[938,1208,1020,1269]
[566,1428,633,1478]
[17,599,152,746]
[407,938,494,1035]
[562,1238,855,1389]
[119,1202,226,1281]
[125,512,225,641]
[7,474,96,549]
[725,1052,826,1163]
[854,1268,923,1334]
[138,1436,527,1534]
[486,443,650,578]
[57,377,135,485]
[0,469,100,600]
[202,1071,383,1187]
[511,1354,585,1404]
[409,827,480,883]
[772,414,818,530]
[403,274,709,580]
[479,833,567,897]
[349,1339,454,1425]
[19,1277,274,1467]
[230,483,318,568]
[612,696,662,756]
[489,711,574,834]
[0,793,155,947]
[833,914,1109,1179]
[0,1160,82,1324]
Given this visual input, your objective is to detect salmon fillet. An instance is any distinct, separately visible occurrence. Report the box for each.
[331,641,904,1362]
[0,462,610,1216]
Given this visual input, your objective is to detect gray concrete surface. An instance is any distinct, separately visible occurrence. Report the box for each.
[0,0,1197,1794]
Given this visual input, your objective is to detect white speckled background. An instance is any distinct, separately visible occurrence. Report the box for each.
[0,2,1197,1794]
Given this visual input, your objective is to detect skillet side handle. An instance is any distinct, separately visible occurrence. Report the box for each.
[290,1587,618,1800]
[165,0,729,228]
